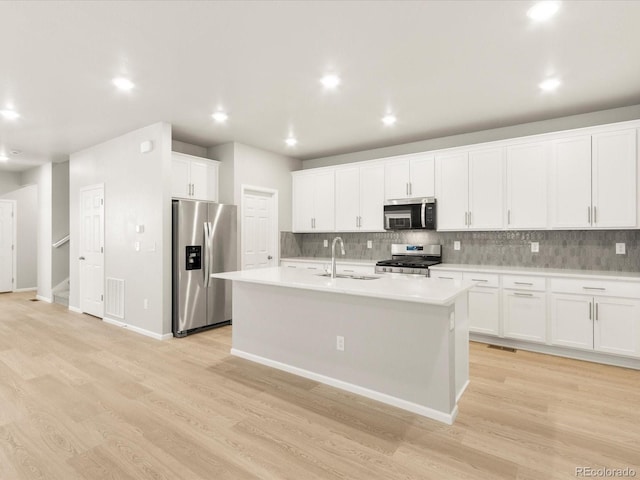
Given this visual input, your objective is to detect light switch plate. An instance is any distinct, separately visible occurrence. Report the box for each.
[134,241,141,252]
[531,242,539,253]
[323,239,328,248]
[454,241,461,251]
[616,243,626,255]
[367,240,373,249]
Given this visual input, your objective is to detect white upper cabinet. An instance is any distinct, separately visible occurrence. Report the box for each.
[550,135,592,229]
[468,148,503,230]
[171,152,219,202]
[506,141,549,229]
[384,154,434,200]
[359,164,385,231]
[551,129,637,229]
[436,148,503,230]
[591,129,637,228]
[292,170,335,232]
[335,164,385,231]
[436,152,469,230]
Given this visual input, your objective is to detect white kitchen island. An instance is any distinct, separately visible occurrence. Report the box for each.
[211,267,474,424]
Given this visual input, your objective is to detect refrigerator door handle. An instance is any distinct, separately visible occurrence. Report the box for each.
[203,222,211,287]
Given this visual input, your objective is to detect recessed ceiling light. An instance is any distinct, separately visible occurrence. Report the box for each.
[539,77,561,92]
[211,111,229,123]
[0,154,8,162]
[112,77,135,91]
[285,136,298,147]
[0,109,20,120]
[527,1,560,21]
[382,114,397,126]
[320,74,341,89]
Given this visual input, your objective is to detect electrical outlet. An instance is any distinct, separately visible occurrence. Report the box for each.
[367,240,373,249]
[454,241,461,251]
[143,299,149,310]
[531,242,539,253]
[616,243,626,255]
[336,335,345,351]
[323,239,328,248]
[134,241,141,252]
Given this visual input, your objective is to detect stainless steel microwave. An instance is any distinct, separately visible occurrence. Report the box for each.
[383,197,436,230]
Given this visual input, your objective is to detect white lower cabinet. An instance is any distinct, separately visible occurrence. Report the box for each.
[551,293,640,357]
[463,272,500,335]
[503,290,546,343]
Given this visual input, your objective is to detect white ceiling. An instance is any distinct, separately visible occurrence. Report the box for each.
[1,1,640,172]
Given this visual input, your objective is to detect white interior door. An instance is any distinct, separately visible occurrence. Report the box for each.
[80,185,104,317]
[242,187,277,270]
[0,200,14,292]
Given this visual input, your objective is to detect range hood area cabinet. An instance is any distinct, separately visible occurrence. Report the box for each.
[384,153,435,200]
[171,152,220,202]
[292,169,335,232]
[549,129,637,230]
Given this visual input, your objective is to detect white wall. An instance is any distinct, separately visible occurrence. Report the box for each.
[20,164,53,301]
[70,122,173,337]
[0,172,21,196]
[304,104,640,168]
[172,140,207,157]
[0,184,37,289]
[51,161,69,289]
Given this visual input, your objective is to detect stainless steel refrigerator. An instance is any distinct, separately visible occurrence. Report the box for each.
[172,199,237,337]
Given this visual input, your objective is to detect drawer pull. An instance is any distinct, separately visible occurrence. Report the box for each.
[287,265,296,268]
[307,267,318,270]
[514,282,533,286]
[438,276,454,280]
[583,286,606,291]
[343,269,355,272]
[471,278,488,282]
[514,292,533,297]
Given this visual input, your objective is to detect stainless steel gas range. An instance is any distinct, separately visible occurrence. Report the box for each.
[374,244,442,276]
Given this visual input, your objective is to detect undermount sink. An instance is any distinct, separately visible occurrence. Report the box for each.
[316,273,381,280]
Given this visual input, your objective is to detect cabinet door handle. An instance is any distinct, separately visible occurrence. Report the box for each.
[588,206,591,224]
[514,282,533,286]
[514,292,533,297]
[468,211,472,226]
[589,301,592,320]
[405,183,409,196]
[471,278,488,282]
[583,286,606,291]
[409,182,412,196]
[464,212,468,225]
[507,209,511,225]
[593,206,597,224]
[595,302,599,320]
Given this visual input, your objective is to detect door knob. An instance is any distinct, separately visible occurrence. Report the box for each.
[267,255,273,260]
[79,256,85,260]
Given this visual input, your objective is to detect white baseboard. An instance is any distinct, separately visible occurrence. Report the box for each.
[103,316,173,341]
[231,348,457,425]
[456,379,470,404]
[36,295,52,303]
[470,334,640,370]
[68,305,82,314]
[13,287,37,293]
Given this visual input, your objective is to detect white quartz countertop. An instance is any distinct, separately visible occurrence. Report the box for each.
[212,267,474,306]
[430,264,640,282]
[280,257,376,266]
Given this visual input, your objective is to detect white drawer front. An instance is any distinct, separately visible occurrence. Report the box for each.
[431,270,463,282]
[463,272,500,288]
[338,264,374,275]
[502,275,546,292]
[550,278,640,299]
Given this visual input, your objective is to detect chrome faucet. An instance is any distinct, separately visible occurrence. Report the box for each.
[331,237,346,278]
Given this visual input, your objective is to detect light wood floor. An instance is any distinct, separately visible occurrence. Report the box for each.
[0,291,638,479]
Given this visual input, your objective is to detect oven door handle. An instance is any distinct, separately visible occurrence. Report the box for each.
[421,202,426,228]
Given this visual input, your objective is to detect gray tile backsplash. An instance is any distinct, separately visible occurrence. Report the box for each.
[281,230,640,272]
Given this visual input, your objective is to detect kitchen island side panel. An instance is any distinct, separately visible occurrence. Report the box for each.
[231,281,460,421]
